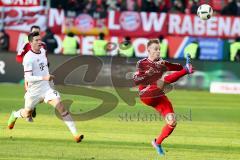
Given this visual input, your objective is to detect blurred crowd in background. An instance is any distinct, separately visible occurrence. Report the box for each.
[51,0,240,17]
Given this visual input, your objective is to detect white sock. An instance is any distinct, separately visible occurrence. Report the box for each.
[14,109,23,118]
[62,111,78,136]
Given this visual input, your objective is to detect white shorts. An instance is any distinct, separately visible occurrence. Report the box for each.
[24,88,60,110]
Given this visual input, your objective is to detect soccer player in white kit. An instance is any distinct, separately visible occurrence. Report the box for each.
[8,32,84,143]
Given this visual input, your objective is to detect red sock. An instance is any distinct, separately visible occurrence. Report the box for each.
[164,68,187,84]
[156,124,175,145]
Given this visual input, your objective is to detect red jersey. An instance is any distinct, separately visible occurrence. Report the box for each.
[16,42,47,63]
[133,58,183,98]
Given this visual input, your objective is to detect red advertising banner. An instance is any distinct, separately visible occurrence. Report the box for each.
[2,9,240,39]
[0,0,40,6]
[48,8,64,34]
[108,11,168,37]
[168,13,240,38]
[1,6,47,32]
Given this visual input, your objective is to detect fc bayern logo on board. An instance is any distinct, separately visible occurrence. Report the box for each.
[74,14,94,32]
[120,11,141,31]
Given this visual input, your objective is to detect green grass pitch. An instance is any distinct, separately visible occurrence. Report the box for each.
[0,84,239,160]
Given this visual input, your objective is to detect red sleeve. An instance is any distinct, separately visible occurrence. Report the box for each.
[133,61,146,85]
[165,61,183,71]
[16,56,24,63]
[133,60,162,85]
[16,43,31,63]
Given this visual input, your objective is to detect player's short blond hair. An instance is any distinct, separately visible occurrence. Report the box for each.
[147,39,159,48]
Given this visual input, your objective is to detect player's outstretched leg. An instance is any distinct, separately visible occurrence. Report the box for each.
[163,54,194,84]
[32,108,37,118]
[26,116,34,122]
[7,111,17,129]
[185,53,194,74]
[7,108,32,129]
[48,99,84,143]
[26,108,36,122]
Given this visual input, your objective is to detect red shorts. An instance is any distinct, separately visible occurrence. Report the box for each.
[140,95,174,117]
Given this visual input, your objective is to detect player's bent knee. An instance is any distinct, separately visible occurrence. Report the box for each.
[165,113,177,127]
[168,120,177,127]
[48,98,61,107]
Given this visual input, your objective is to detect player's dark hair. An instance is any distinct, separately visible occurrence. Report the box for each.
[147,39,160,47]
[30,25,40,32]
[28,32,40,42]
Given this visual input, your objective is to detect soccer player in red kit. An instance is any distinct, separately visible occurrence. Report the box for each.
[133,39,194,156]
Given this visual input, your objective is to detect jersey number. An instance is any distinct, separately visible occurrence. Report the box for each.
[53,91,58,96]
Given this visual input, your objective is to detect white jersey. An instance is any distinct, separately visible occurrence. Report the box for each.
[23,48,50,96]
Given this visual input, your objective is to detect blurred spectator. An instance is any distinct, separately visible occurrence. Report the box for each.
[93,3,108,18]
[0,29,9,51]
[84,0,97,15]
[63,0,80,17]
[62,32,79,55]
[190,0,199,14]
[184,40,200,59]
[107,0,121,11]
[234,50,240,61]
[50,0,64,9]
[211,0,226,13]
[119,36,134,57]
[76,0,88,14]
[42,28,58,54]
[142,0,159,12]
[22,25,41,43]
[120,0,140,11]
[170,0,185,13]
[30,25,41,33]
[230,37,240,61]
[221,0,240,15]
[157,0,171,12]
[93,32,108,56]
[50,0,240,14]
[158,35,168,59]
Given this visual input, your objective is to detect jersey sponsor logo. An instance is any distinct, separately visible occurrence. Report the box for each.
[0,61,6,75]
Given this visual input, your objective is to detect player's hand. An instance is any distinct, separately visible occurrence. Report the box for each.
[155,60,167,72]
[156,60,166,65]
[43,75,55,81]
[145,67,155,76]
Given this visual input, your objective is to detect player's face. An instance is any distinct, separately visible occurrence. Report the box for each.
[147,43,160,61]
[31,35,42,51]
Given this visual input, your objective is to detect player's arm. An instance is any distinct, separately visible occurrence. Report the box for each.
[23,61,54,82]
[133,62,161,85]
[24,71,54,82]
